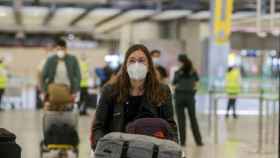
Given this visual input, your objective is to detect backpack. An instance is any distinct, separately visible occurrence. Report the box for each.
[0,128,21,158]
[95,132,182,158]
[126,118,176,141]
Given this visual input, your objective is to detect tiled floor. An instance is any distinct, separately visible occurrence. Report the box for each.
[0,108,278,158]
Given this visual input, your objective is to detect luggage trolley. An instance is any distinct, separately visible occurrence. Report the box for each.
[40,111,79,158]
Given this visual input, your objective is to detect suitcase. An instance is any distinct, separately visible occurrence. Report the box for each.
[0,128,21,158]
[95,132,182,158]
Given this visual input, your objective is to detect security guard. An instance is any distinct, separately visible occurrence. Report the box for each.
[79,55,90,115]
[0,59,7,111]
[225,67,241,119]
[172,54,203,147]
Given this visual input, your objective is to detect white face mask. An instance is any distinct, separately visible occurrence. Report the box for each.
[109,62,119,70]
[152,58,160,65]
[127,62,148,80]
[57,50,65,58]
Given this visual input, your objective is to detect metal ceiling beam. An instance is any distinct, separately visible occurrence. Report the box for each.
[13,0,22,26]
[70,9,92,26]
[94,10,125,27]
[43,5,56,25]
[14,10,22,25]
[95,9,155,33]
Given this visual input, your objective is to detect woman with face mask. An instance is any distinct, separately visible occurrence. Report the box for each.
[92,44,178,147]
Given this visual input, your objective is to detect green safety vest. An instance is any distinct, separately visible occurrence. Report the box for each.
[0,63,7,89]
[80,61,90,87]
[225,68,241,95]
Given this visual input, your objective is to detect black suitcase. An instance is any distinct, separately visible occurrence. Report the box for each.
[44,123,79,146]
[0,128,21,158]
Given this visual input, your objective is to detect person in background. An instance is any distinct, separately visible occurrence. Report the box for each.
[172,54,203,147]
[100,56,121,87]
[92,44,177,146]
[36,46,54,110]
[79,53,90,115]
[150,50,168,83]
[42,38,81,109]
[225,66,241,119]
[0,58,7,111]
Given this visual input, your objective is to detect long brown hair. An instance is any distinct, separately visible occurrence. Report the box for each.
[178,54,194,74]
[108,44,167,106]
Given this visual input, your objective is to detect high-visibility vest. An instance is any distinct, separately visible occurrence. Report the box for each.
[80,61,90,87]
[225,68,241,95]
[0,63,7,89]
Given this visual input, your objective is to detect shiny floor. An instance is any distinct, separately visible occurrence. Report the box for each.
[0,109,278,158]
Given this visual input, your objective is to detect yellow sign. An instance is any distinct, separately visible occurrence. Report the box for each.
[213,0,234,44]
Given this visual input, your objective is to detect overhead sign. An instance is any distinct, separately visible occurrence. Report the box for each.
[213,0,234,44]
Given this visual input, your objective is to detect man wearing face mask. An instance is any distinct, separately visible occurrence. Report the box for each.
[42,38,81,110]
[150,50,168,83]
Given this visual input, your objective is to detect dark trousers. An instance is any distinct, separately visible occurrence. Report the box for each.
[175,93,202,146]
[227,98,237,115]
[78,87,89,113]
[0,89,5,109]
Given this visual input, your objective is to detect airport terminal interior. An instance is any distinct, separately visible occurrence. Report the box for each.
[0,0,279,158]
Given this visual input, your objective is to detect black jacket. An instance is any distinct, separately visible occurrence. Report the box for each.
[173,69,199,94]
[92,84,178,145]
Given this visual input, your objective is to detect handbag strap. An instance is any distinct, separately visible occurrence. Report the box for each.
[121,141,129,158]
[152,145,159,158]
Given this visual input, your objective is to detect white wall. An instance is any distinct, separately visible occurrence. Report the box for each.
[119,21,160,55]
[131,21,160,43]
[0,46,110,83]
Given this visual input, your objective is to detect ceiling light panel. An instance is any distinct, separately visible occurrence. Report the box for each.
[95,9,155,33]
[22,6,49,27]
[0,6,16,27]
[76,8,121,29]
[49,7,85,28]
[189,11,210,20]
[152,10,191,21]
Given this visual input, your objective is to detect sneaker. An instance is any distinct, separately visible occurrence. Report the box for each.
[233,114,238,119]
[225,114,229,118]
[197,142,204,147]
